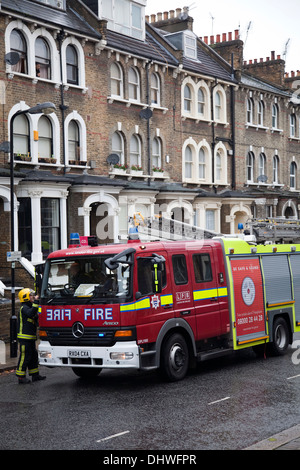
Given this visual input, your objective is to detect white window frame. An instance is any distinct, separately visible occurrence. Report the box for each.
[65,111,87,165]
[128,66,140,102]
[110,61,124,98]
[273,155,279,184]
[100,0,145,40]
[61,36,85,89]
[247,151,255,183]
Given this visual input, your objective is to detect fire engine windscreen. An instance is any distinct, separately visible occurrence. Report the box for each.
[40,253,133,303]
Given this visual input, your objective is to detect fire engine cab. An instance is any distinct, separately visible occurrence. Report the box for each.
[37,230,300,381]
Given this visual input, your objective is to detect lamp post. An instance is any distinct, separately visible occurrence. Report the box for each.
[9,102,56,357]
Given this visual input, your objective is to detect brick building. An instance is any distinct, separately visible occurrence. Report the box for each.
[0,0,299,329]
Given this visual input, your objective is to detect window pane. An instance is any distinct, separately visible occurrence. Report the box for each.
[35,37,50,79]
[193,254,212,282]
[18,198,32,260]
[172,254,188,285]
[38,116,52,158]
[41,198,60,259]
[11,30,27,74]
[13,114,29,155]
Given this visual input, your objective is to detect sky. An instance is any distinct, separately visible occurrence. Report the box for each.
[145,0,300,73]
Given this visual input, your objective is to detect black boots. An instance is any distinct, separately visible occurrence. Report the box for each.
[18,374,46,384]
[32,374,46,382]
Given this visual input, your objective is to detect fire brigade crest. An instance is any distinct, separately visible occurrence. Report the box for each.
[151,295,160,309]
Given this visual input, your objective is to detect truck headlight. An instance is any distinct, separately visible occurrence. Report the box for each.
[39,351,52,359]
[110,352,134,360]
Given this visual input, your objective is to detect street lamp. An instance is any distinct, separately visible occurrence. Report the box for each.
[9,102,56,357]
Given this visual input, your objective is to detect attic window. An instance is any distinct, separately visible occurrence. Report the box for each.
[101,0,145,40]
[185,35,197,60]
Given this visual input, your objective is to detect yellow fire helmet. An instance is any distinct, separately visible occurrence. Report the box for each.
[18,288,35,303]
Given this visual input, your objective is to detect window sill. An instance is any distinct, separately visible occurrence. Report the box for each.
[245,123,269,132]
[7,71,87,92]
[107,96,168,113]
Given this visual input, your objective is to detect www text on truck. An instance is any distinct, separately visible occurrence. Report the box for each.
[36,235,300,381]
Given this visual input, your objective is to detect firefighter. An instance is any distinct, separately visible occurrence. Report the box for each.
[16,288,46,384]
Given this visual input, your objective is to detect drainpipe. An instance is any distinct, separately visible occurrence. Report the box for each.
[57,30,67,174]
[230,53,236,190]
[210,79,218,188]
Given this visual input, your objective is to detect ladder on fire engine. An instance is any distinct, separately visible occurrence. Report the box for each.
[244,218,300,244]
[130,213,220,241]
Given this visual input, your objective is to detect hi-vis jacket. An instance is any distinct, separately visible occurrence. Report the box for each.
[17,301,39,341]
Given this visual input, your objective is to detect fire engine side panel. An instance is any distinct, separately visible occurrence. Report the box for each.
[289,254,300,329]
[222,239,300,349]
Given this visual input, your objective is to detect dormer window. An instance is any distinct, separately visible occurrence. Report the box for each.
[184,34,197,60]
[101,0,145,40]
[165,30,198,61]
[32,0,65,9]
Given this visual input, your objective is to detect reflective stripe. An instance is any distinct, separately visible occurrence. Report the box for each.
[120,297,151,312]
[16,344,26,377]
[161,294,173,306]
[193,287,228,301]
[29,368,39,375]
[17,334,36,340]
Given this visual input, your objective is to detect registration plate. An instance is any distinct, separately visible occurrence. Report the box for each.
[68,350,91,358]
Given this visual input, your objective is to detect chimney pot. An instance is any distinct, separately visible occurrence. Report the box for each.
[157,12,162,21]
[277,55,281,60]
[176,8,181,16]
[228,32,232,41]
[234,29,239,40]
[216,34,221,43]
[163,11,168,20]
[222,33,227,41]
[150,14,156,22]
[170,10,175,18]
[271,51,275,60]
[210,35,214,44]
[204,36,208,44]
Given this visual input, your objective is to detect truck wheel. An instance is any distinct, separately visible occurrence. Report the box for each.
[160,333,189,381]
[72,367,102,378]
[269,317,289,356]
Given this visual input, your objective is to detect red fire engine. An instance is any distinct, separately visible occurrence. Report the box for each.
[37,233,299,381]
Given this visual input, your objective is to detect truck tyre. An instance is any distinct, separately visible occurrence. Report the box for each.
[72,367,102,378]
[269,317,289,356]
[160,333,189,382]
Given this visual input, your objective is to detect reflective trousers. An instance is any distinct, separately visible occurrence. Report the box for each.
[16,340,39,377]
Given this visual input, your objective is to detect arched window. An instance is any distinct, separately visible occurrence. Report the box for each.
[197,88,205,116]
[11,29,27,74]
[112,131,125,165]
[35,37,50,79]
[273,155,279,184]
[290,161,297,189]
[290,113,296,137]
[185,145,193,179]
[130,134,141,168]
[66,45,78,85]
[128,67,140,101]
[38,116,52,158]
[13,114,29,157]
[247,151,255,182]
[184,85,192,112]
[68,120,80,161]
[151,72,160,106]
[198,147,206,179]
[258,100,264,126]
[110,62,123,98]
[247,98,254,124]
[152,137,162,169]
[215,152,222,182]
[259,152,266,178]
[272,103,279,129]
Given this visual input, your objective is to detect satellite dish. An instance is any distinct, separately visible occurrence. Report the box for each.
[107,153,120,165]
[139,108,153,120]
[257,175,268,183]
[4,52,20,66]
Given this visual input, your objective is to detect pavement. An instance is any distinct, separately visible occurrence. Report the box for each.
[1,342,300,450]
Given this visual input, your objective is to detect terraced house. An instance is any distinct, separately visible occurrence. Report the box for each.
[0,0,299,329]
